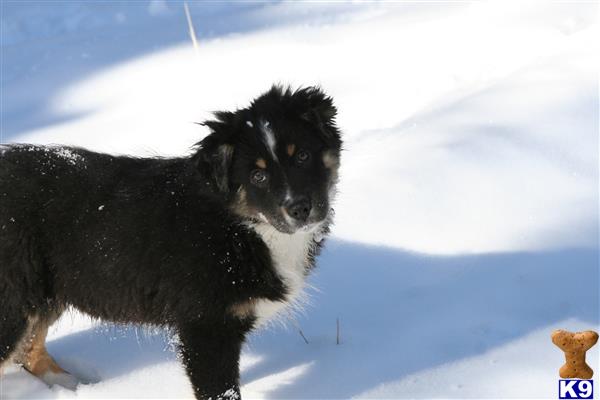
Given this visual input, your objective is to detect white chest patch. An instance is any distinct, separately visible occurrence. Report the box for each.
[249,223,315,326]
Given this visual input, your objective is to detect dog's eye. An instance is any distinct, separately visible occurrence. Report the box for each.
[295,150,311,165]
[250,169,269,187]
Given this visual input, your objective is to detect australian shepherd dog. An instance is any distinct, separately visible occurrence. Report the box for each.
[0,86,341,399]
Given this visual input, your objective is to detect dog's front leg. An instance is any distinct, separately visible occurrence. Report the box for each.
[178,319,247,400]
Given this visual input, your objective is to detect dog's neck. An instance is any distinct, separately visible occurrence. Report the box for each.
[244,220,325,326]
[250,221,318,261]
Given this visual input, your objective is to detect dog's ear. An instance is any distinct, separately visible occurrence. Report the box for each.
[296,87,340,144]
[195,112,236,193]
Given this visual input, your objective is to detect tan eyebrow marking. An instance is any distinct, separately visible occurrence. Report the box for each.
[322,150,339,169]
[287,144,296,157]
[256,158,267,169]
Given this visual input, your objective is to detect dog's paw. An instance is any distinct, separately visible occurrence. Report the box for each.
[41,371,80,391]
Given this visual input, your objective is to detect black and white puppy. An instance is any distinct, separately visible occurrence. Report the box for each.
[0,86,341,399]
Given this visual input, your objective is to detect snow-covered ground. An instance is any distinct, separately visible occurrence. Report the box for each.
[1,1,598,398]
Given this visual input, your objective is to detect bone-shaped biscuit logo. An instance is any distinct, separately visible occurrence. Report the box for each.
[551,329,598,379]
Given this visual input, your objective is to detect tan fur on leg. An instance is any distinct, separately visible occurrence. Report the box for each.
[8,312,77,389]
[20,321,66,377]
[13,315,78,390]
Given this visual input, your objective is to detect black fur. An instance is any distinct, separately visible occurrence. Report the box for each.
[0,86,341,399]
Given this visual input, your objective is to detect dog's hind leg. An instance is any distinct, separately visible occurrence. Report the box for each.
[16,315,79,390]
[0,312,29,369]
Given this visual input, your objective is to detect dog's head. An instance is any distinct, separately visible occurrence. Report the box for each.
[195,86,341,234]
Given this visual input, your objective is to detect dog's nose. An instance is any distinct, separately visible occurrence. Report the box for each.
[285,197,311,222]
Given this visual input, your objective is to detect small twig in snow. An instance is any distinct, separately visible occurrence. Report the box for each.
[183,2,199,55]
[336,318,340,345]
[292,319,309,344]
[298,328,309,344]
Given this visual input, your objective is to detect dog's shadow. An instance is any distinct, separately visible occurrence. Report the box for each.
[46,325,177,385]
[238,241,599,398]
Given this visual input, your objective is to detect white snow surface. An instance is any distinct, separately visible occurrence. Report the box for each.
[1,1,598,398]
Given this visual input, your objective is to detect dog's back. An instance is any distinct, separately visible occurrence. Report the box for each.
[2,145,255,317]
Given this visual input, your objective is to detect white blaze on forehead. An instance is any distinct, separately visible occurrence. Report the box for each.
[260,120,278,162]
[246,120,254,128]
